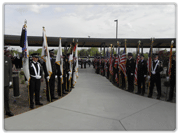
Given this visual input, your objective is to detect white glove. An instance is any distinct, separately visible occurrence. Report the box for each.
[144,75,147,77]
[60,75,62,79]
[25,81,29,86]
[46,76,50,80]
[147,76,150,80]
[68,71,71,74]
[131,73,133,76]
[152,71,156,75]
[36,75,41,79]
[166,76,170,81]
[55,75,57,78]
[66,74,67,77]
[9,81,12,86]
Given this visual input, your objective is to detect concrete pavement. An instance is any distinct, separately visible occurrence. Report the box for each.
[4,66,176,131]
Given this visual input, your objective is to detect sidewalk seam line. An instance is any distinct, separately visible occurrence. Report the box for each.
[120,101,161,121]
[47,104,120,121]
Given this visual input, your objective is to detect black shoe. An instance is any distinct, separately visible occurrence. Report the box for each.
[148,95,152,98]
[135,92,140,95]
[156,96,160,100]
[6,112,14,116]
[141,93,144,96]
[63,91,68,94]
[52,97,58,100]
[167,99,172,102]
[35,102,43,106]
[30,105,34,109]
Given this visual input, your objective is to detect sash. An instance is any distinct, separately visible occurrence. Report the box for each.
[151,60,159,74]
[31,63,40,78]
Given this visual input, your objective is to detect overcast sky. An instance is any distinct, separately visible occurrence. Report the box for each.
[4,3,176,52]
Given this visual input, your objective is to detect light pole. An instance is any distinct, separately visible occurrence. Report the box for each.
[114,19,118,53]
[114,19,118,39]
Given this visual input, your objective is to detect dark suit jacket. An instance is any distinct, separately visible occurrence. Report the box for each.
[137,60,147,77]
[4,56,12,86]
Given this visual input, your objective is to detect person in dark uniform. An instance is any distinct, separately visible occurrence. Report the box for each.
[29,53,43,109]
[88,59,91,67]
[167,53,176,102]
[4,47,14,116]
[96,57,100,74]
[120,71,126,90]
[126,52,136,92]
[56,57,64,97]
[113,54,119,85]
[84,59,86,69]
[106,58,109,79]
[43,49,58,102]
[148,54,163,99]
[136,54,147,96]
[81,59,83,69]
[63,53,70,92]
[71,54,76,89]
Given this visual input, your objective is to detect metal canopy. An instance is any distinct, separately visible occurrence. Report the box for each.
[4,35,176,48]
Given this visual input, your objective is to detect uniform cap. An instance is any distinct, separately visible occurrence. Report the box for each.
[31,53,39,58]
[128,52,133,56]
[49,49,54,53]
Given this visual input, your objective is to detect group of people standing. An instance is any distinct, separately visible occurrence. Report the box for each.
[4,47,77,116]
[28,49,77,109]
[93,52,176,101]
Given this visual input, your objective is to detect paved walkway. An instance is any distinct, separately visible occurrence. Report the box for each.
[4,66,176,131]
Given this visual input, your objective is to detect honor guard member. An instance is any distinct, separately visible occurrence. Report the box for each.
[167,53,176,102]
[63,53,70,92]
[56,57,63,96]
[106,58,110,79]
[43,49,58,102]
[136,54,147,96]
[29,53,43,109]
[126,52,136,92]
[71,54,76,88]
[148,53,163,99]
[81,59,83,69]
[113,54,119,85]
[4,47,14,116]
[84,59,86,69]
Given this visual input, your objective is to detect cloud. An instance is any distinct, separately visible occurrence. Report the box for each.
[28,5,49,13]
[54,7,65,13]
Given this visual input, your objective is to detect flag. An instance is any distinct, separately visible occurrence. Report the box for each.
[168,41,174,79]
[20,24,30,83]
[69,51,73,81]
[75,43,78,79]
[114,56,118,69]
[119,45,127,79]
[134,53,140,85]
[147,45,153,75]
[41,27,52,78]
[55,38,63,83]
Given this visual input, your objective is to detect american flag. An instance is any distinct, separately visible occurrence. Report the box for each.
[168,41,174,79]
[119,46,127,79]
[114,56,119,68]
[134,53,140,85]
[109,55,113,75]
[147,45,153,75]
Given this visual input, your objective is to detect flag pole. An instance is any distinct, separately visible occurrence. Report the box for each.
[134,40,141,93]
[124,39,128,91]
[47,79,51,102]
[147,38,154,95]
[166,40,174,100]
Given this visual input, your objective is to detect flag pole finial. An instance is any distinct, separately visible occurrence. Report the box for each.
[171,40,174,44]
